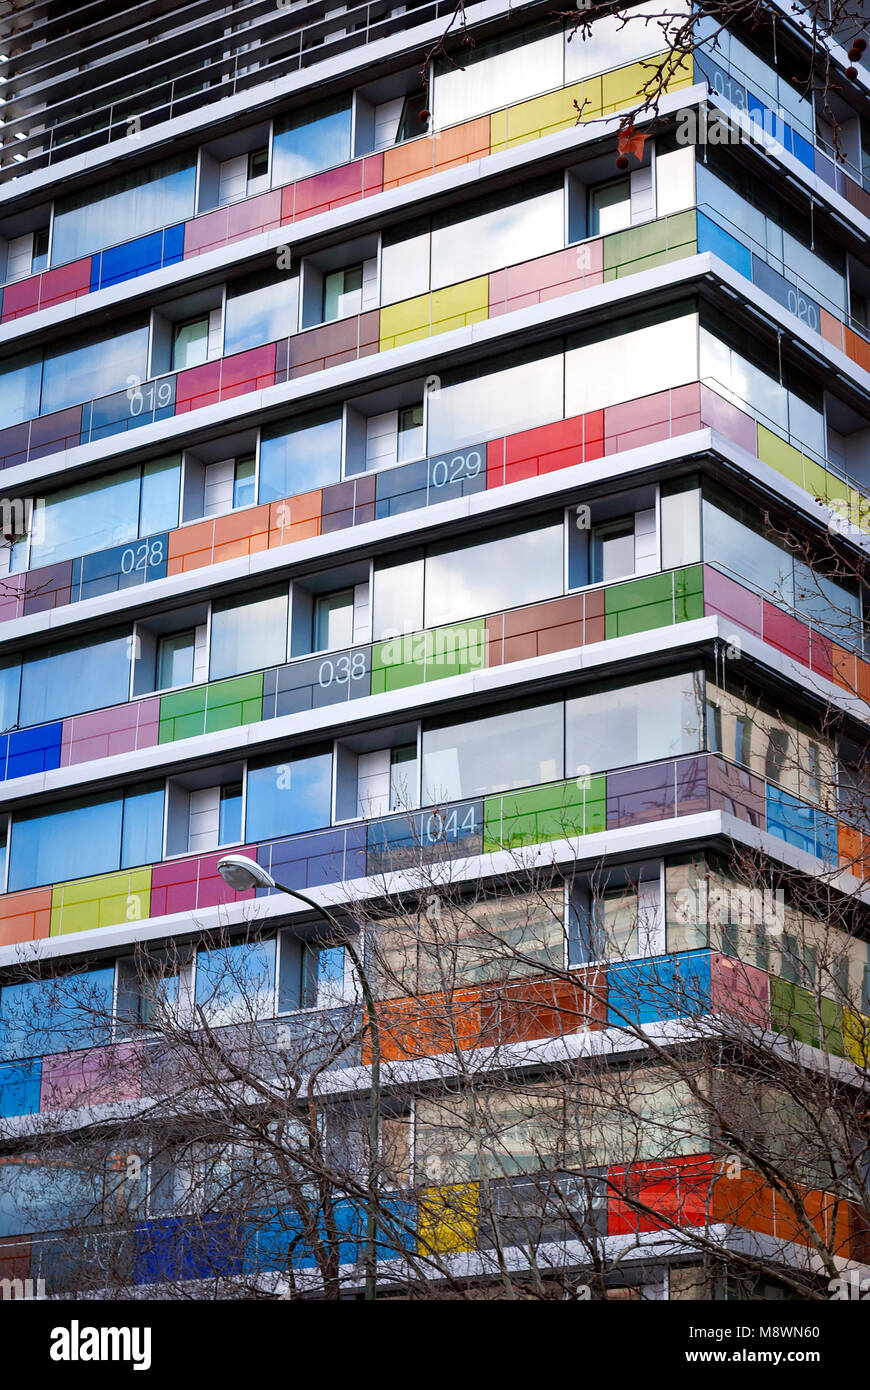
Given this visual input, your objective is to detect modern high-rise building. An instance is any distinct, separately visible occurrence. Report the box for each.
[1,0,870,1302]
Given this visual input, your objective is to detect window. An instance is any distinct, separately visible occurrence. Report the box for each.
[23,456,180,571]
[313,589,354,652]
[398,405,424,461]
[565,670,704,776]
[271,98,353,184]
[194,938,276,1027]
[171,317,209,371]
[322,264,363,322]
[245,750,333,841]
[565,0,689,82]
[31,228,49,274]
[41,320,150,417]
[0,350,43,430]
[590,518,635,583]
[19,628,131,725]
[432,23,562,128]
[9,793,124,890]
[247,148,269,186]
[224,270,298,355]
[422,702,563,803]
[156,631,195,691]
[372,555,424,639]
[428,348,564,456]
[51,154,197,266]
[588,177,631,236]
[115,951,183,1035]
[430,181,564,290]
[258,410,342,504]
[423,520,564,628]
[566,307,699,416]
[209,586,288,680]
[219,784,243,846]
[0,968,115,1062]
[233,455,256,508]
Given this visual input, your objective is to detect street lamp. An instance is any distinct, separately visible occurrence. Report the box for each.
[217,854,382,1302]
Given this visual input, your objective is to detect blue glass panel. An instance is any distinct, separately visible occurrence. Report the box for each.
[792,129,815,170]
[766,784,816,856]
[98,229,165,288]
[606,951,711,1026]
[697,210,752,279]
[5,723,63,780]
[134,1215,244,1285]
[162,223,185,267]
[0,1058,41,1117]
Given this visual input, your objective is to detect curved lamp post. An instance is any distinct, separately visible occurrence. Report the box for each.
[217,854,381,1302]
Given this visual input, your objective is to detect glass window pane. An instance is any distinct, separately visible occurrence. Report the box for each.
[588,178,631,236]
[9,794,124,890]
[431,184,563,289]
[41,321,149,416]
[245,751,333,841]
[566,309,699,416]
[314,590,354,651]
[565,0,689,81]
[590,520,634,583]
[224,270,298,355]
[171,318,209,371]
[0,656,21,731]
[51,155,197,265]
[322,265,362,322]
[233,455,256,508]
[428,350,563,456]
[121,782,165,868]
[422,703,563,802]
[19,629,131,724]
[271,99,353,184]
[258,410,342,504]
[219,783,243,845]
[565,671,704,776]
[433,24,562,127]
[28,468,141,568]
[139,455,181,537]
[424,521,563,628]
[194,938,276,1026]
[0,351,42,430]
[209,586,288,679]
[157,631,195,690]
[372,556,424,639]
